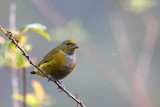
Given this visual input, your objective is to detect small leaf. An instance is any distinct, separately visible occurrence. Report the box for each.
[20,23,46,33]
[12,94,23,102]
[13,93,41,107]
[16,49,25,67]
[27,29,51,41]
[25,44,32,51]
[0,39,11,57]
[20,23,51,41]
[26,93,41,106]
[32,80,45,100]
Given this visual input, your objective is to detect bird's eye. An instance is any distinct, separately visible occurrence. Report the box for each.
[66,43,69,45]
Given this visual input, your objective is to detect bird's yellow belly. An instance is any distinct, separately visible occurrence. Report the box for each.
[40,51,76,80]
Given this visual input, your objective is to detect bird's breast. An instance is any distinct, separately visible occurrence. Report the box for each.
[59,50,76,69]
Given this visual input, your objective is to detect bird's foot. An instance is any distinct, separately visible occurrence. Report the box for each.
[47,75,53,82]
[57,80,65,92]
[47,76,65,91]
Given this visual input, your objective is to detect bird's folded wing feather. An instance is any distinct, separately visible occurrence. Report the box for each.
[37,47,59,66]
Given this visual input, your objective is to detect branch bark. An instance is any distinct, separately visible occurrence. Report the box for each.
[23,68,26,107]
[11,68,20,107]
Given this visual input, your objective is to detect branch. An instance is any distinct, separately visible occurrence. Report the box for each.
[11,68,20,107]
[22,67,26,107]
[76,94,80,107]
[0,26,85,107]
[9,2,20,107]
[137,12,159,84]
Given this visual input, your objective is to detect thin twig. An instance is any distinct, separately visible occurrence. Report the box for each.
[22,67,26,107]
[76,94,80,107]
[137,12,159,84]
[109,12,151,107]
[0,26,85,107]
[109,13,136,81]
[132,12,158,107]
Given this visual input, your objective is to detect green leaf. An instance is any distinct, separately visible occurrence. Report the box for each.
[20,23,46,33]
[12,94,23,102]
[16,49,25,67]
[0,39,11,57]
[20,23,51,41]
[26,29,51,41]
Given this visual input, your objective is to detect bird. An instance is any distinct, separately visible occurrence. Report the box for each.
[30,40,78,81]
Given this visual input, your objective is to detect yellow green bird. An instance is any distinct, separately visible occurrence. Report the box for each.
[31,40,78,80]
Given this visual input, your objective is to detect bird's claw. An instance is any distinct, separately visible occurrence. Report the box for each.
[47,76,65,91]
[47,75,52,82]
[57,81,65,92]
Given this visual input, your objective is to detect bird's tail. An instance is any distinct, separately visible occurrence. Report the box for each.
[30,71,36,74]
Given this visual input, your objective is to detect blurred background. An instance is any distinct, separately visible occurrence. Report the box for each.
[0,0,160,107]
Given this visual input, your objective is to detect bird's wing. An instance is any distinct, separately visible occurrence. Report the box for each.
[37,47,59,67]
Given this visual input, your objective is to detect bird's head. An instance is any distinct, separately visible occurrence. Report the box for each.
[60,40,78,55]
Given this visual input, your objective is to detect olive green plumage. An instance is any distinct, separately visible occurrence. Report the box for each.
[31,40,78,80]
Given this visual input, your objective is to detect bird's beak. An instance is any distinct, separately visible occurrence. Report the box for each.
[71,45,78,49]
